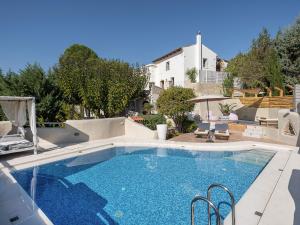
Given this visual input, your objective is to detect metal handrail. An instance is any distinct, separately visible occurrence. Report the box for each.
[191,195,221,225]
[207,183,236,225]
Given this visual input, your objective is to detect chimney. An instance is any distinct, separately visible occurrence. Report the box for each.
[196,31,202,45]
[195,32,202,78]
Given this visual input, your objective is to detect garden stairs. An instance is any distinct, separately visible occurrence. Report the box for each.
[242,125,266,138]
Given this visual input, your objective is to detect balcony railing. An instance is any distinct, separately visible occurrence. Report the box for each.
[199,70,228,84]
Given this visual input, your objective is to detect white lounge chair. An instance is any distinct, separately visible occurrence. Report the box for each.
[214,124,230,140]
[194,123,210,138]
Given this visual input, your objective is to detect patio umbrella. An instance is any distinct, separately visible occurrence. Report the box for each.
[187,95,230,121]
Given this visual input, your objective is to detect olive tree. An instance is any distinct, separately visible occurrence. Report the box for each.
[156,86,195,131]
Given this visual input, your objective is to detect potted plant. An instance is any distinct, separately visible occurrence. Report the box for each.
[157,122,167,140]
[218,103,237,119]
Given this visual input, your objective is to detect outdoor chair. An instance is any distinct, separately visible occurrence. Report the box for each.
[214,124,230,140]
[0,134,34,151]
[194,123,210,138]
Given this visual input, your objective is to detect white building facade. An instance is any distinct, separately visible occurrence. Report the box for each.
[146,33,226,89]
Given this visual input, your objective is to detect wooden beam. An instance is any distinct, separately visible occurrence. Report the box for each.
[265,87,272,97]
[275,87,284,97]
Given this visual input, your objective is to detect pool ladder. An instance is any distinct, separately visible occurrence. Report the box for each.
[191,183,236,225]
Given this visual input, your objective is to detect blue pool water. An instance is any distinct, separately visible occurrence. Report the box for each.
[11,147,274,225]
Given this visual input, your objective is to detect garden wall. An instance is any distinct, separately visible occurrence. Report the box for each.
[37,117,158,146]
[37,117,125,145]
[193,98,289,121]
[125,118,157,139]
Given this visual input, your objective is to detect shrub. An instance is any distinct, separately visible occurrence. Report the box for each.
[156,86,195,132]
[222,74,234,97]
[182,117,198,133]
[143,103,153,115]
[141,114,166,130]
[186,67,198,83]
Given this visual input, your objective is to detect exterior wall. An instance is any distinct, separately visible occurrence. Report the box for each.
[186,83,223,96]
[149,85,163,107]
[37,118,126,145]
[277,109,300,146]
[147,64,157,85]
[147,35,218,89]
[125,119,157,139]
[192,98,287,122]
[202,44,217,71]
[183,45,196,82]
[150,52,185,87]
[37,117,158,146]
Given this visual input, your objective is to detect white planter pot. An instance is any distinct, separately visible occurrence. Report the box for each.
[156,124,167,140]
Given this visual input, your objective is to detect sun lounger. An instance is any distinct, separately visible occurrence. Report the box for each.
[214,124,230,140]
[194,123,210,138]
[0,134,34,153]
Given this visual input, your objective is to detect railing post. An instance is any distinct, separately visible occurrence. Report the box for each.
[206,70,208,83]
[191,195,221,225]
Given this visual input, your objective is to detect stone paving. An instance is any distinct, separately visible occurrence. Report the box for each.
[169,131,287,145]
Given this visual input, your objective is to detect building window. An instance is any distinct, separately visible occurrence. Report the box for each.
[166,61,170,71]
[160,80,164,89]
[169,77,174,87]
[203,58,207,68]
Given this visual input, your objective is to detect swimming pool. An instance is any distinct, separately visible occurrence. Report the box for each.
[11,146,274,225]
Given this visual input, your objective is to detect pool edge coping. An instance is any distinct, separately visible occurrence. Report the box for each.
[0,139,297,225]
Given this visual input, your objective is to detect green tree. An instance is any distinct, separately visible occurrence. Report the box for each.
[106,61,148,117]
[222,74,234,97]
[18,63,46,101]
[264,48,284,90]
[226,28,284,91]
[3,70,20,95]
[275,16,300,79]
[55,44,99,118]
[0,69,10,96]
[0,69,9,120]
[38,68,66,122]
[156,86,195,132]
[186,67,197,83]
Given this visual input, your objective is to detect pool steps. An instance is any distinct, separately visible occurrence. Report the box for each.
[243,125,266,138]
[225,150,274,166]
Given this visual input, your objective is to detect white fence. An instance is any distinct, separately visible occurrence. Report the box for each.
[199,70,228,84]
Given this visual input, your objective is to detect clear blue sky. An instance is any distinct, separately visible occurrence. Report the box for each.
[0,0,299,73]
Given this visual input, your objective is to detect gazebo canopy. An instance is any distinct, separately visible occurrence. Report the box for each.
[0,96,38,154]
[0,96,35,101]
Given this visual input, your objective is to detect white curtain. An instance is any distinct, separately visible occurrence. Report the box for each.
[27,99,38,148]
[0,98,38,154]
[0,100,27,136]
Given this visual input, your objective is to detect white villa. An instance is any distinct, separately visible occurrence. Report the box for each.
[146,32,228,89]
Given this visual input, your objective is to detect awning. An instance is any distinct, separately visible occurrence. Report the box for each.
[0,96,38,154]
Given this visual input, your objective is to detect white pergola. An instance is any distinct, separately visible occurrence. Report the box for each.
[0,96,38,154]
